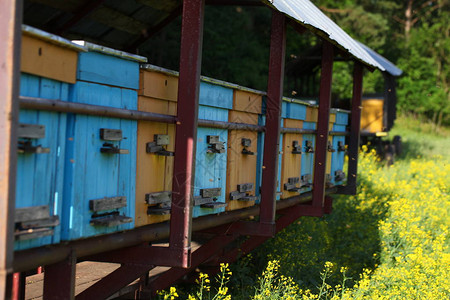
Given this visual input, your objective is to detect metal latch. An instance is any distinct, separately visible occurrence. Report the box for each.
[89,196,132,227]
[335,170,346,181]
[146,134,174,156]
[337,141,346,152]
[327,141,336,152]
[292,140,302,154]
[194,188,227,208]
[241,138,255,155]
[284,177,301,192]
[146,191,172,215]
[304,140,314,153]
[230,183,258,201]
[300,174,312,188]
[17,124,50,154]
[207,135,225,154]
[14,205,59,241]
[325,174,334,188]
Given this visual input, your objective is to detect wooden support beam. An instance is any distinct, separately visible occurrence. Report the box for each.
[168,0,205,268]
[0,0,22,298]
[338,62,363,195]
[312,41,334,207]
[259,10,286,234]
[43,252,76,300]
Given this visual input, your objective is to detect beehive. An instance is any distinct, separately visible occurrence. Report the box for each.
[135,66,178,226]
[61,42,146,240]
[192,80,233,218]
[300,105,318,192]
[15,26,85,250]
[226,89,262,211]
[280,100,307,199]
[361,98,384,133]
[331,109,350,186]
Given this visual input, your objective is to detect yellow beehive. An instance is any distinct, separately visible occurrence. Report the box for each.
[361,98,384,133]
[226,89,262,211]
[135,68,178,226]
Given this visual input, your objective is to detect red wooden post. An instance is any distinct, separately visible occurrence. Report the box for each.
[43,252,76,300]
[311,41,334,208]
[339,62,363,195]
[260,10,286,232]
[0,0,22,298]
[169,0,205,267]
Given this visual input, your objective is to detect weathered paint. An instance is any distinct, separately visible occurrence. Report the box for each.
[62,78,137,240]
[135,69,178,226]
[193,106,229,217]
[226,91,260,211]
[300,121,316,192]
[77,51,140,90]
[193,82,232,217]
[14,74,68,250]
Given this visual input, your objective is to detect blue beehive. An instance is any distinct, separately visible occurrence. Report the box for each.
[300,105,318,192]
[61,42,146,240]
[14,27,86,250]
[331,109,350,186]
[192,81,233,218]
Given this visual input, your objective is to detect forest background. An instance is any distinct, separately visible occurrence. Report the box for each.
[144,0,449,128]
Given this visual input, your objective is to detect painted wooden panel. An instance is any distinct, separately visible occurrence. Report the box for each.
[286,102,307,120]
[361,99,383,133]
[226,111,258,211]
[233,90,262,114]
[15,73,68,250]
[255,115,265,200]
[77,51,140,89]
[306,106,318,122]
[280,119,303,199]
[331,124,347,186]
[193,105,229,217]
[138,96,177,116]
[62,82,137,240]
[135,91,176,226]
[335,111,349,125]
[199,82,233,109]
[300,121,316,193]
[21,35,79,84]
[326,121,334,187]
[139,70,178,101]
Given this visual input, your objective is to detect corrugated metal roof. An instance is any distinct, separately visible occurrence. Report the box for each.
[357,41,403,76]
[266,0,386,71]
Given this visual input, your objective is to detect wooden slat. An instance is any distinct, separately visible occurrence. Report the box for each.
[21,34,78,83]
[233,90,262,114]
[89,196,127,212]
[15,205,50,223]
[139,70,179,101]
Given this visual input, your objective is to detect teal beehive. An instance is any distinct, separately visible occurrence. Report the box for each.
[61,42,146,240]
[192,80,233,217]
[331,109,350,186]
[14,26,85,250]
